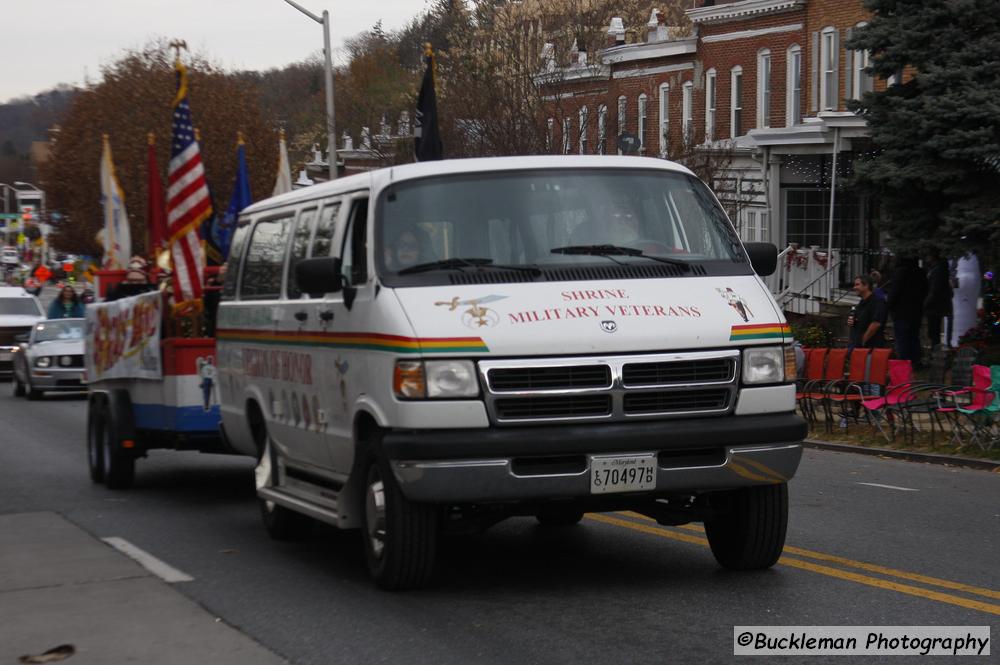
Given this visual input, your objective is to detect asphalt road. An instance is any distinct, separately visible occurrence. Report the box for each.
[0,390,996,664]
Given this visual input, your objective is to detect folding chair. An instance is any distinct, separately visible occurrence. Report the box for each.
[826,348,871,433]
[795,348,828,426]
[801,348,848,431]
[936,365,994,449]
[952,365,1000,451]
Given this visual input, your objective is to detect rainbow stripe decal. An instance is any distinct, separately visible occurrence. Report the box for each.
[216,328,489,354]
[729,322,791,341]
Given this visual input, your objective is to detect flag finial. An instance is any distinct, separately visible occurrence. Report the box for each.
[237,131,245,145]
[147,132,155,146]
[424,42,433,57]
[169,39,188,63]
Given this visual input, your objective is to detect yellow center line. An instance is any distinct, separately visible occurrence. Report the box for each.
[621,512,1000,602]
[585,513,1000,617]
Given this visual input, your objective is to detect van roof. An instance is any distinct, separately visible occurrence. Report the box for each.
[242,155,695,217]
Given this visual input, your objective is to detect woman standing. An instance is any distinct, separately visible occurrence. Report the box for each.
[47,285,84,319]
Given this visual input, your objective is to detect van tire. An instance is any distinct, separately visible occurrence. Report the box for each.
[101,403,135,490]
[704,483,788,571]
[536,508,585,527]
[258,436,313,541]
[363,454,438,590]
[87,399,106,484]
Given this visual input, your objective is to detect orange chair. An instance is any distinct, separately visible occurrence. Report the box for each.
[796,348,829,424]
[826,348,872,432]
[801,348,848,430]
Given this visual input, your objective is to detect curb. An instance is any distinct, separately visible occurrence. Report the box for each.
[803,439,1000,472]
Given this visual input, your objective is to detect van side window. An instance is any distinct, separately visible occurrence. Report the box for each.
[239,216,291,300]
[286,208,317,299]
[311,201,341,258]
[340,198,369,287]
[221,223,250,299]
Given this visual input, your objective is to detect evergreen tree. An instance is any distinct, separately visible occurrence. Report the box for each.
[848,0,1000,260]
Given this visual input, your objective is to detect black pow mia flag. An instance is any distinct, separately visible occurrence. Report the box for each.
[414,44,443,162]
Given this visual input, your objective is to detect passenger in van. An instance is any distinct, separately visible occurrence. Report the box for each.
[384,227,431,271]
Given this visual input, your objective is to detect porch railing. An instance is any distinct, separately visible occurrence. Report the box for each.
[764,245,841,315]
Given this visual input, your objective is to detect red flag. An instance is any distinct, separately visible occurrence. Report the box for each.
[146,133,167,255]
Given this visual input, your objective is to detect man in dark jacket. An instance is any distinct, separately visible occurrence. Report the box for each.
[924,248,953,348]
[888,256,927,365]
[849,274,888,349]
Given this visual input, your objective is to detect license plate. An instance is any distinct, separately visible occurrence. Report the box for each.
[590,454,657,494]
[0,352,11,361]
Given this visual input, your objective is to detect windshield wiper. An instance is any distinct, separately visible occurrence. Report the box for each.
[398,257,541,276]
[550,245,691,269]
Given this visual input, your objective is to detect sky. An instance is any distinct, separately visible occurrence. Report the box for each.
[2,0,433,102]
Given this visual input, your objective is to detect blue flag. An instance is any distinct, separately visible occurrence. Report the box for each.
[211,138,253,262]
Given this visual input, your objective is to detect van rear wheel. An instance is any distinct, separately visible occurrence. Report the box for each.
[704,483,788,570]
[363,455,438,590]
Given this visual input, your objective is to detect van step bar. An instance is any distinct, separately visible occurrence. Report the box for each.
[258,487,341,527]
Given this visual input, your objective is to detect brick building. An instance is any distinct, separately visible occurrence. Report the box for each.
[539,0,883,287]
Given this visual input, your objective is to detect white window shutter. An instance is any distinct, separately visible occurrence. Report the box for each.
[844,28,854,101]
[832,30,841,109]
[810,31,819,113]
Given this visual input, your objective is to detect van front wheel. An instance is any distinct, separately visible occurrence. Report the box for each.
[704,483,788,571]
[363,456,438,590]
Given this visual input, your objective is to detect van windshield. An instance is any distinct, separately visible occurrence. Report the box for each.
[376,169,748,285]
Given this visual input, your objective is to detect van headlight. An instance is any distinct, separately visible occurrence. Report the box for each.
[742,347,785,385]
[35,356,52,368]
[393,360,479,399]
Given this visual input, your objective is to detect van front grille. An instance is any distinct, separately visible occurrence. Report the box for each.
[622,358,734,386]
[488,365,611,392]
[478,351,740,425]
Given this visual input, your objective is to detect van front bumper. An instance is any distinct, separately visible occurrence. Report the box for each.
[384,413,806,503]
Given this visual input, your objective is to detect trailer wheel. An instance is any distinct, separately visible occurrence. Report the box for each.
[100,403,135,489]
[704,483,788,571]
[87,400,106,483]
[257,435,312,541]
[362,453,438,590]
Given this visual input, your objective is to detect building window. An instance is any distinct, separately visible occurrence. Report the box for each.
[757,50,771,129]
[730,66,743,137]
[658,83,669,157]
[637,94,648,152]
[745,210,758,242]
[704,69,717,142]
[820,27,839,110]
[852,23,873,99]
[598,105,608,155]
[682,82,693,144]
[617,95,627,154]
[578,106,589,154]
[562,117,571,155]
[787,45,802,125]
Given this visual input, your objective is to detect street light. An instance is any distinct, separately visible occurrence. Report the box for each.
[282,0,337,180]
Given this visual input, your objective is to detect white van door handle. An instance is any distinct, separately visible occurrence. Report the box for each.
[319,310,334,322]
[294,311,308,322]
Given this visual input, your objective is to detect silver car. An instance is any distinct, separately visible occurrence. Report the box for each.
[12,318,86,399]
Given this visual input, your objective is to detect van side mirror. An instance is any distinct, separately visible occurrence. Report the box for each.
[295,257,343,297]
[744,242,778,277]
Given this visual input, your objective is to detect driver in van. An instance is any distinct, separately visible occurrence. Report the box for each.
[384,226,431,271]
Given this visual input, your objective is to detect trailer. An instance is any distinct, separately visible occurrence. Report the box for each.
[84,289,229,488]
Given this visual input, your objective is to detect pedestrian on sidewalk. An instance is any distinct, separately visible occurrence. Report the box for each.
[848,274,888,349]
[46,285,84,319]
[887,256,927,366]
[924,248,953,348]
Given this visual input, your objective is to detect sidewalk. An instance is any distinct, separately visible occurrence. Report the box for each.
[0,511,287,665]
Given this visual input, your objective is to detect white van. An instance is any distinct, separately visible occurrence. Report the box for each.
[217,156,806,589]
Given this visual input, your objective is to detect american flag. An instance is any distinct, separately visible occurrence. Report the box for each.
[167,59,211,311]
